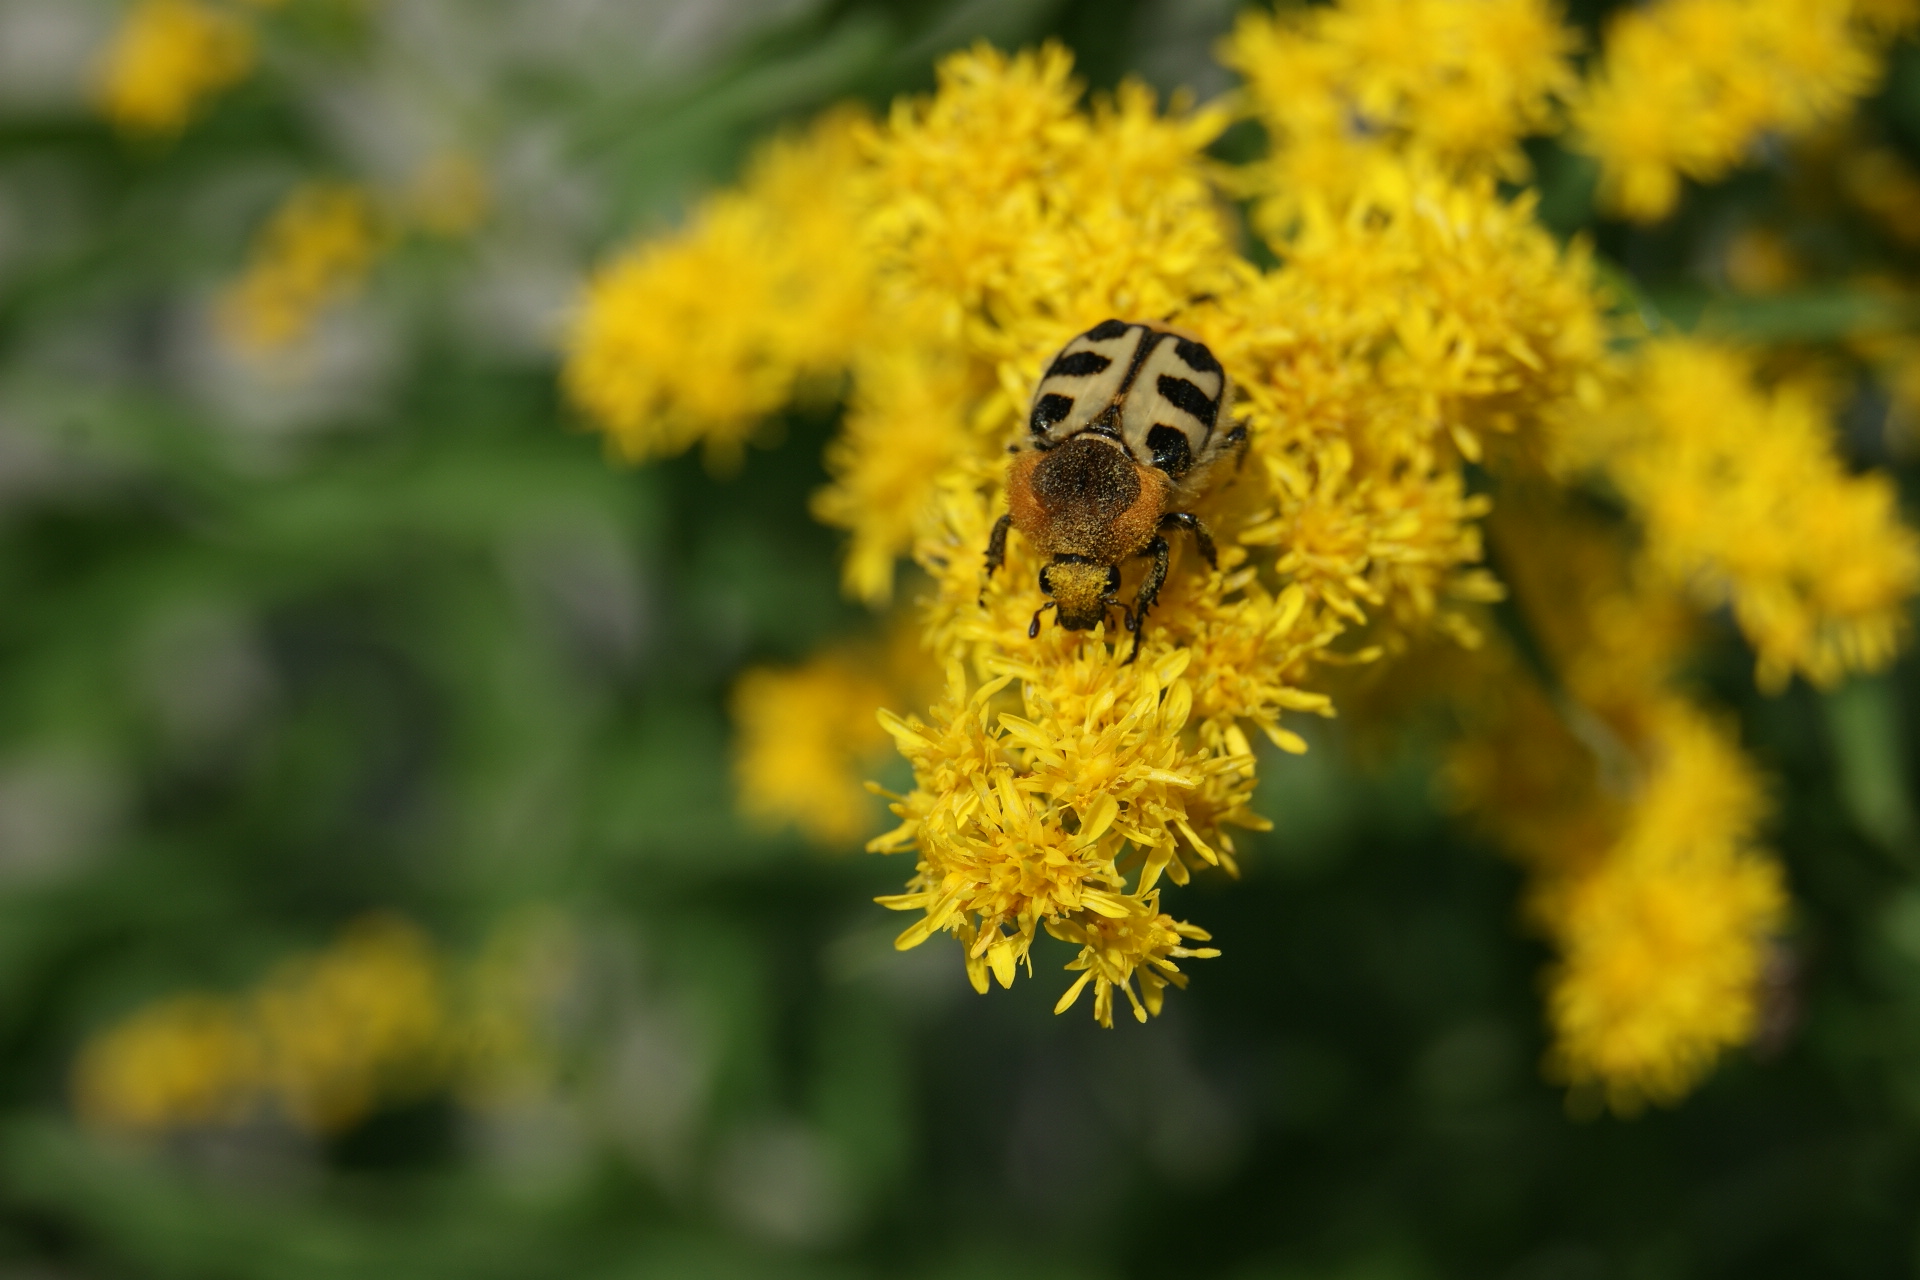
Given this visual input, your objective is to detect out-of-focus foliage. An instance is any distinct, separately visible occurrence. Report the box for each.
[4,1,1920,1279]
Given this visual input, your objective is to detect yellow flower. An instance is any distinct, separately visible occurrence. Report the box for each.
[252,915,449,1133]
[1221,0,1578,196]
[577,38,1612,1022]
[1572,0,1893,222]
[1049,898,1219,1027]
[72,994,261,1131]
[95,0,255,138]
[218,182,387,354]
[562,110,871,468]
[568,13,1916,1068]
[858,45,1240,366]
[1443,503,1788,1112]
[731,648,899,847]
[1554,339,1920,691]
[811,339,974,604]
[1539,705,1786,1113]
[73,915,462,1136]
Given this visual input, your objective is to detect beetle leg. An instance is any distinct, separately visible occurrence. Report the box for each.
[1158,511,1216,569]
[981,513,1013,606]
[1128,535,1171,663]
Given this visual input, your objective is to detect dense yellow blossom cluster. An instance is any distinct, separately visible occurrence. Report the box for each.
[1555,340,1920,691]
[1460,681,1787,1111]
[76,916,443,1134]
[218,182,387,354]
[567,34,1613,1027]
[563,1,1920,1100]
[1542,705,1786,1110]
[732,646,898,846]
[1221,0,1577,204]
[563,113,871,469]
[96,0,257,137]
[1444,500,1787,1111]
[73,915,548,1136]
[1574,0,1916,221]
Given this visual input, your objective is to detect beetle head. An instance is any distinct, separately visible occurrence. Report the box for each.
[1039,556,1120,631]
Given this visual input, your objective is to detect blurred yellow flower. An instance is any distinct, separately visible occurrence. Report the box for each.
[96,0,255,138]
[563,111,870,469]
[1574,0,1896,222]
[1720,227,1804,296]
[732,648,898,847]
[1839,145,1920,247]
[218,182,387,353]
[1444,499,1787,1112]
[251,915,449,1133]
[1221,0,1578,198]
[1556,339,1920,691]
[1539,704,1786,1112]
[73,993,261,1131]
[72,915,550,1137]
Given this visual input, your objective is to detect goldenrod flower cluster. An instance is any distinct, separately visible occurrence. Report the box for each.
[1221,0,1577,200]
[1541,704,1786,1111]
[95,0,280,138]
[218,182,387,354]
[215,158,494,356]
[732,645,900,847]
[98,0,495,356]
[1441,499,1788,1111]
[563,4,1920,1098]
[563,113,871,470]
[567,36,1610,1027]
[73,915,547,1137]
[1575,0,1915,221]
[1556,340,1920,691]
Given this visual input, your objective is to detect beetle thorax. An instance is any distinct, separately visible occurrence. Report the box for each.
[1009,436,1168,564]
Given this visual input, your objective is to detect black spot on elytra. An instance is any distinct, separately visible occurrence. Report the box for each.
[1147,425,1193,478]
[1047,350,1114,378]
[1157,375,1217,428]
[1174,337,1221,376]
[1084,319,1132,341]
[1030,392,1074,436]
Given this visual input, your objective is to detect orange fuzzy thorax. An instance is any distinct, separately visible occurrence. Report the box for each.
[1008,438,1168,565]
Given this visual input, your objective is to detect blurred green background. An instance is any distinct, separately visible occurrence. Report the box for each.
[4,0,1920,1276]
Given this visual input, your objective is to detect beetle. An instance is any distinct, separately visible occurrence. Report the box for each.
[984,319,1247,661]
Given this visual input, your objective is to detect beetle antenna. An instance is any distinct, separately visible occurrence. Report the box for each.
[1029,602,1055,638]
